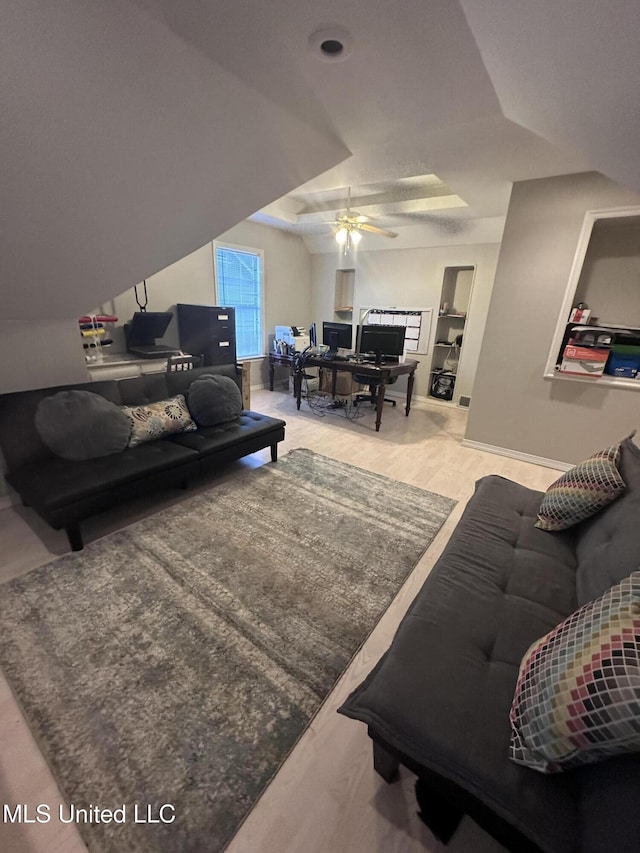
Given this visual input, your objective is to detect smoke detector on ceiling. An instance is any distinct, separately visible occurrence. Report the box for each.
[308,26,353,62]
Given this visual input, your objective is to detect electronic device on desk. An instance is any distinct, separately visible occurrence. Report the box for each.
[275,325,311,352]
[125,312,179,359]
[356,324,406,365]
[322,321,352,360]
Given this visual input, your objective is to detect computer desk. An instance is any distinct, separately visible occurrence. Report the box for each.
[293,354,418,432]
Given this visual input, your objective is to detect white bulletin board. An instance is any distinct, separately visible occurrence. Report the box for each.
[358,307,433,355]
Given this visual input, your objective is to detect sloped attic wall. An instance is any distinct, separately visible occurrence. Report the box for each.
[0,0,349,325]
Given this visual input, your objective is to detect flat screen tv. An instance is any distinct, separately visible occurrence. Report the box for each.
[322,321,352,353]
[357,324,406,364]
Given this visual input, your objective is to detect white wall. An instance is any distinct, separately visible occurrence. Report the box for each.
[466,172,640,465]
[310,243,500,401]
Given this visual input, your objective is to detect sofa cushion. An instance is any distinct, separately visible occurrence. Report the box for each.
[186,374,243,426]
[169,411,285,456]
[535,444,625,532]
[7,440,199,513]
[509,571,640,774]
[574,436,640,606]
[339,475,582,853]
[121,394,197,446]
[34,390,131,461]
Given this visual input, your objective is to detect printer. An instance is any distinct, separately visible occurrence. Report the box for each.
[274,325,310,352]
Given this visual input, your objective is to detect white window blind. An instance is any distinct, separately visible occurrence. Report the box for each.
[214,245,263,358]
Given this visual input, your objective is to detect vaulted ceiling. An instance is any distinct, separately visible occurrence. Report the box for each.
[1,0,638,320]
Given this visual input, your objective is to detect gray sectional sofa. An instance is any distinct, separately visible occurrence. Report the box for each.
[0,365,285,551]
[339,435,640,853]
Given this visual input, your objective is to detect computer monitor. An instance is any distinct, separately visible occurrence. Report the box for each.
[357,324,406,364]
[322,321,352,354]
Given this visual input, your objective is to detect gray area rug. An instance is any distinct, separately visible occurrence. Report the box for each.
[0,448,455,853]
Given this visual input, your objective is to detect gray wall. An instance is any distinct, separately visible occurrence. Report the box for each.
[310,243,500,402]
[0,0,347,325]
[0,222,312,396]
[466,172,640,465]
[575,217,640,325]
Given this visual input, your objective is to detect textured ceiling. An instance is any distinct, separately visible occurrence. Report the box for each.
[2,0,639,320]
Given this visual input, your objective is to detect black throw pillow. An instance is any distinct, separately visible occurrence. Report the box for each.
[35,390,131,460]
[187,375,243,427]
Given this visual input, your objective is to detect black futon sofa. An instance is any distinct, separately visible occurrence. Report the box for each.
[339,435,640,853]
[0,365,285,551]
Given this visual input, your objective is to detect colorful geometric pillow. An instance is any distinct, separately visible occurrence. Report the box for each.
[509,570,640,774]
[121,394,197,447]
[535,444,625,531]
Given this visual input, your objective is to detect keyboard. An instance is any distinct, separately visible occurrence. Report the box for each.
[361,355,400,364]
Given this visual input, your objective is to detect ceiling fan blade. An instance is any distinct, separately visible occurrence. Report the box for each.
[356,222,398,238]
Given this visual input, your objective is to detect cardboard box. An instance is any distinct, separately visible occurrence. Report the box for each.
[560,345,609,376]
[319,369,361,396]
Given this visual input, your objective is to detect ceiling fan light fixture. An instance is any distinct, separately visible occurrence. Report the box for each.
[335,226,349,245]
[350,228,363,245]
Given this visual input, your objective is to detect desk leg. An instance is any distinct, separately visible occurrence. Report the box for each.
[406,369,415,417]
[375,383,385,432]
[331,369,337,398]
[294,368,302,410]
[269,360,275,391]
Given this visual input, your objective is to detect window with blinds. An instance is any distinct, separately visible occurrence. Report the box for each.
[214,245,263,358]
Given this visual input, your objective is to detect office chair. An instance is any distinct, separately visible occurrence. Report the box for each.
[353,374,398,407]
[166,354,203,372]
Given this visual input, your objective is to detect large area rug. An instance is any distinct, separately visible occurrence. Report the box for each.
[0,448,455,853]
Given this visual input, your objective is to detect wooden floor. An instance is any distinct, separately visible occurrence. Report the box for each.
[0,387,562,853]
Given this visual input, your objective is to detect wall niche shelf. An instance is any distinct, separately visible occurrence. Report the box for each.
[544,205,640,390]
[334,269,355,319]
[428,265,474,405]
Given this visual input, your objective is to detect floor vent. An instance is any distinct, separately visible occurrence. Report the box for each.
[459,396,471,407]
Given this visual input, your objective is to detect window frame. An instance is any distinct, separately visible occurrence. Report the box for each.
[213,241,265,360]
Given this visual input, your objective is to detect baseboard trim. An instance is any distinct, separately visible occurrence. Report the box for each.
[460,439,572,471]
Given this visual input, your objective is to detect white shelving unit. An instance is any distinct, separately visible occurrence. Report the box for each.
[428,266,474,404]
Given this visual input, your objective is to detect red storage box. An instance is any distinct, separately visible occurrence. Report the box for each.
[560,345,609,376]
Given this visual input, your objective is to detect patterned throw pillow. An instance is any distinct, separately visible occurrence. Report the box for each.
[121,395,197,447]
[509,571,640,774]
[535,444,625,531]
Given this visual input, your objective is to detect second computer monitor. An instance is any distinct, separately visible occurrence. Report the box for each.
[358,324,406,364]
[322,321,352,353]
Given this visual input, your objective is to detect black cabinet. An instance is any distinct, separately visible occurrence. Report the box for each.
[177,304,237,366]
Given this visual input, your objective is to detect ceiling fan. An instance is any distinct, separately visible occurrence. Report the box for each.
[331,188,398,252]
